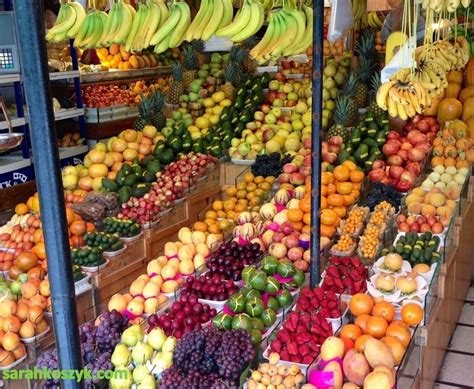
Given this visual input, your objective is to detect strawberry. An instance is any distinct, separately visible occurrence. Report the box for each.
[300,314,311,328]
[299,344,310,356]
[310,349,320,359]
[326,290,337,301]
[303,355,314,364]
[314,287,324,301]
[280,350,290,361]
[341,256,350,266]
[330,256,341,266]
[296,325,307,334]
[350,256,362,268]
[320,298,328,307]
[339,266,349,277]
[349,269,362,281]
[310,324,322,335]
[295,334,307,345]
[328,300,337,310]
[326,265,339,278]
[290,355,302,363]
[298,296,310,310]
[277,329,291,342]
[287,342,298,355]
[311,298,320,308]
[270,339,282,353]
[330,309,341,318]
[324,276,334,286]
[301,287,313,297]
[288,311,300,328]
[308,341,320,351]
[320,318,331,332]
[353,279,365,293]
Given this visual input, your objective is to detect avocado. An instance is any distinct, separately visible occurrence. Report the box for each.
[101,178,119,192]
[118,186,132,203]
[157,148,175,165]
[146,160,161,175]
[132,183,151,198]
[123,174,138,187]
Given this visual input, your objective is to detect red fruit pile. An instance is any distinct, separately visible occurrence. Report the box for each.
[295,287,341,318]
[321,256,367,295]
[269,311,332,364]
[147,294,217,339]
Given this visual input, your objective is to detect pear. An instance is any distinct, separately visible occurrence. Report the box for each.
[110,367,133,389]
[111,343,131,368]
[162,336,177,353]
[148,351,173,375]
[132,365,150,384]
[146,327,167,351]
[131,341,153,365]
[121,324,143,347]
[137,374,157,389]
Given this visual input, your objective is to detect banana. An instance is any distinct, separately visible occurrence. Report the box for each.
[67,2,86,39]
[257,11,284,62]
[215,0,252,38]
[387,97,399,118]
[376,80,396,111]
[73,10,91,47]
[133,2,152,51]
[389,86,410,105]
[150,3,181,46]
[218,0,234,30]
[193,0,215,40]
[397,103,408,121]
[115,2,135,45]
[404,100,416,118]
[155,32,172,54]
[143,1,162,48]
[47,3,76,37]
[292,5,313,54]
[231,0,264,43]
[169,1,191,47]
[126,3,147,51]
[79,12,98,49]
[407,88,423,114]
[202,0,224,41]
[282,8,306,56]
[185,0,209,41]
[250,12,276,59]
[270,10,298,60]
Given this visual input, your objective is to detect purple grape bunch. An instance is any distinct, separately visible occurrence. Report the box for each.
[37,310,128,388]
[206,241,263,281]
[158,327,254,388]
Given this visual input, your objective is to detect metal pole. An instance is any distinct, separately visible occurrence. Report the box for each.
[310,0,324,288]
[13,1,83,387]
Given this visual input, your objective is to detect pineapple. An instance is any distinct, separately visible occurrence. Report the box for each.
[342,72,359,124]
[242,37,258,73]
[166,63,184,105]
[190,39,206,67]
[327,95,355,142]
[229,46,245,86]
[354,56,376,108]
[182,44,199,89]
[134,94,153,131]
[221,63,237,99]
[354,30,377,108]
[368,73,385,116]
[151,91,166,129]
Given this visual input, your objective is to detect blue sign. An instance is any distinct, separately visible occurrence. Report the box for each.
[0,164,35,188]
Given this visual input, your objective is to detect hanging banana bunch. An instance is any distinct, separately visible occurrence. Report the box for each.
[46,1,87,42]
[250,4,313,64]
[214,0,265,43]
[185,0,234,41]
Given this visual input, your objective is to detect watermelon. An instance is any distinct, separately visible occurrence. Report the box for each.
[249,271,267,291]
[227,293,246,313]
[265,276,281,294]
[231,314,252,331]
[261,308,277,327]
[261,255,279,275]
[245,297,264,318]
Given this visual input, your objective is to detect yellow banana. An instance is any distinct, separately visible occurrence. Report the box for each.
[397,103,408,120]
[376,81,396,111]
[387,97,398,118]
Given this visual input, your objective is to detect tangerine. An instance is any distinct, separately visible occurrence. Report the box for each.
[349,293,374,317]
[354,313,371,333]
[366,316,388,339]
[354,334,373,352]
[340,324,363,342]
[372,301,395,323]
[401,303,423,326]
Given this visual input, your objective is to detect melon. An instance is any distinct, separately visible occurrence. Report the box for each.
[437,98,463,124]
[88,163,108,178]
[88,149,106,163]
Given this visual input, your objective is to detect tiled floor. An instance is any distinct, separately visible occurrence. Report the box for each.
[435,286,474,388]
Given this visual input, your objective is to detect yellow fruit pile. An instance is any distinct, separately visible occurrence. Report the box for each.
[333,234,356,253]
[341,206,368,236]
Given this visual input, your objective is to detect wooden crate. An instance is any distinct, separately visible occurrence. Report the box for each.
[219,162,248,187]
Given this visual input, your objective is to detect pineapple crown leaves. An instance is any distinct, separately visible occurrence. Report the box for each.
[370,73,382,95]
[224,63,237,84]
[343,71,358,97]
[358,56,377,82]
[171,62,183,81]
[333,94,355,126]
[137,94,154,120]
[182,44,199,71]
[229,45,245,64]
[190,39,205,53]
[152,91,165,112]
[242,36,256,51]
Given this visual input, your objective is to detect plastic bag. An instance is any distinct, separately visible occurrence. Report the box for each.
[72,202,106,222]
[328,0,354,42]
[84,191,119,210]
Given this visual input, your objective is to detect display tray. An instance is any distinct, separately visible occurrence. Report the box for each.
[231,158,255,166]
[21,326,51,344]
[103,245,127,257]
[81,259,109,273]
[120,231,144,243]
[0,354,26,371]
[141,219,160,229]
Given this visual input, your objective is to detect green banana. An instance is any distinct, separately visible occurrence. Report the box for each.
[169,2,191,47]
[185,0,209,41]
[66,2,86,39]
[231,0,264,42]
[202,0,224,41]
[150,3,181,46]
[215,0,252,37]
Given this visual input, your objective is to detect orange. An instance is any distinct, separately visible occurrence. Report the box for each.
[372,301,395,323]
[354,334,373,352]
[32,242,47,260]
[336,182,353,195]
[326,184,337,195]
[300,196,310,213]
[15,203,29,216]
[223,200,235,211]
[303,213,311,225]
[401,303,423,326]
[327,194,344,207]
[288,209,304,223]
[205,210,218,219]
[321,224,336,238]
[321,196,328,209]
[212,201,223,211]
[332,206,347,218]
[343,194,356,206]
[349,293,374,317]
[342,337,354,355]
[65,208,75,226]
[208,224,220,234]
[333,165,350,181]
[340,324,363,342]
[291,221,304,231]
[193,222,208,232]
[366,316,388,339]
[243,172,255,183]
[342,160,358,171]
[349,170,365,183]
[386,323,412,348]
[354,313,371,333]
[225,187,237,197]
[321,209,338,225]
[204,218,216,225]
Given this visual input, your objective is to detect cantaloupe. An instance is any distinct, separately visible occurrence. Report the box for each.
[385,32,408,64]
